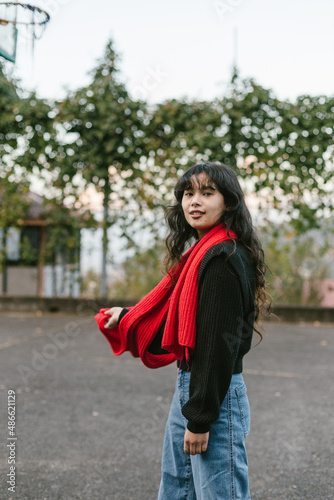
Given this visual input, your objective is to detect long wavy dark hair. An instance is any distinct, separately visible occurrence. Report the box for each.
[164,162,270,333]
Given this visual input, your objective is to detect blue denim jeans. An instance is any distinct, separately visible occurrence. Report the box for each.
[158,370,251,500]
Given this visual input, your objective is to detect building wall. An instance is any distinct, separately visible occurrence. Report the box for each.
[0,267,39,296]
[0,265,80,297]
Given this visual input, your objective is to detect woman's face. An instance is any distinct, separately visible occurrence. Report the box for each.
[181,173,226,240]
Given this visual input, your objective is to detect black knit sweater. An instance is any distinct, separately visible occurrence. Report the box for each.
[119,240,256,434]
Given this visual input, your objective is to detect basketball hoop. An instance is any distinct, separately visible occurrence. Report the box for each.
[0,2,50,62]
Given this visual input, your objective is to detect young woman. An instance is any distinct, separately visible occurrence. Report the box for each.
[95,162,268,500]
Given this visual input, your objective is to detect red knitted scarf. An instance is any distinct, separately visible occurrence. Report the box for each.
[95,224,236,369]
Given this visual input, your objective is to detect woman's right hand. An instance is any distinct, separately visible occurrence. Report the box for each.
[104,307,123,329]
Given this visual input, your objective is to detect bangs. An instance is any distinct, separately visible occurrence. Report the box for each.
[174,164,219,201]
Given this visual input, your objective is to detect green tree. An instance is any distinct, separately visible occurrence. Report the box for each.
[0,62,21,150]
[141,97,223,220]
[277,95,334,231]
[57,40,150,296]
[137,72,334,235]
[0,61,57,182]
[217,74,334,231]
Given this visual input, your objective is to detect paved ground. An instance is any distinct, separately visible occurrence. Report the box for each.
[0,309,334,500]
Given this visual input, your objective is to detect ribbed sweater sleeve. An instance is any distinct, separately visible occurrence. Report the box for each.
[181,255,244,433]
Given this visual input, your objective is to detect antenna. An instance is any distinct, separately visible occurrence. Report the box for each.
[233,27,238,68]
[232,26,238,82]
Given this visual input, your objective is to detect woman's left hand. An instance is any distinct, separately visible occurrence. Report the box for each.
[184,429,209,455]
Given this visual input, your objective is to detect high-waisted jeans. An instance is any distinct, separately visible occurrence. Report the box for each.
[158,370,251,500]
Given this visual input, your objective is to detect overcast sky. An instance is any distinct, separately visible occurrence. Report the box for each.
[6,0,334,104]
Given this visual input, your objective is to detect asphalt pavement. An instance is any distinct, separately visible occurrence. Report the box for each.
[0,310,333,500]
